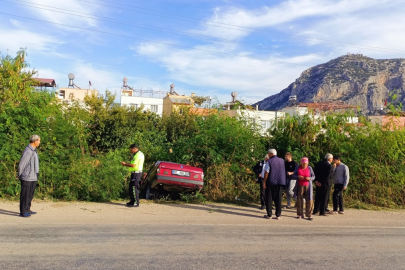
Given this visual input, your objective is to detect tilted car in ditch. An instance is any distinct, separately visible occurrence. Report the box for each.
[140,161,204,200]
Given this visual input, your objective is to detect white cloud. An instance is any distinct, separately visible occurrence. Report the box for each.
[191,0,402,42]
[133,0,405,104]
[293,10,405,58]
[25,0,100,28]
[0,25,62,54]
[34,68,65,82]
[69,62,122,92]
[134,43,325,103]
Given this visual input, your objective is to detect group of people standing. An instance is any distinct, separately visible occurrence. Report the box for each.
[18,134,348,220]
[253,149,350,220]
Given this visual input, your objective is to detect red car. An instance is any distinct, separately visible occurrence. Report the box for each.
[141,161,204,200]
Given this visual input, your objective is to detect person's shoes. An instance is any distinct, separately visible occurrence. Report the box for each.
[296,216,302,219]
[134,204,139,207]
[260,206,265,210]
[286,206,292,209]
[126,202,135,207]
[308,217,313,221]
[338,211,345,214]
[319,214,327,216]
[273,216,281,220]
[313,211,318,215]
[19,213,31,218]
[332,211,338,214]
[327,210,334,214]
[263,215,271,219]
[28,211,37,215]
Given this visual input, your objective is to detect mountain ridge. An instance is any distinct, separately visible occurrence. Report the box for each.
[255,54,405,114]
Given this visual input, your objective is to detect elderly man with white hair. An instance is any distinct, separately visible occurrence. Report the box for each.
[313,153,334,216]
[263,149,287,220]
[18,135,41,218]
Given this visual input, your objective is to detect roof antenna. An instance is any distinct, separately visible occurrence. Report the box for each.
[289,95,297,106]
[231,91,238,103]
[68,73,81,89]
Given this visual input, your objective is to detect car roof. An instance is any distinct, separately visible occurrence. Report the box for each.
[156,161,203,173]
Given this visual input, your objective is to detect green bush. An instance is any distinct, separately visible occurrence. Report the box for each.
[1,50,404,208]
[269,113,405,207]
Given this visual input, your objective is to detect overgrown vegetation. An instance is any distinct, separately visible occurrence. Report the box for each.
[269,112,405,207]
[1,50,404,208]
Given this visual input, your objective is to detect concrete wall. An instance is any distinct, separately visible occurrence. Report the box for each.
[163,96,173,116]
[58,88,98,102]
[222,109,285,135]
[369,116,405,130]
[281,107,309,116]
[281,106,358,124]
[120,96,163,116]
[162,94,194,116]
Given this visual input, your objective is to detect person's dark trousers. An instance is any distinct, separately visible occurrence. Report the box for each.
[20,180,37,215]
[325,184,332,211]
[333,184,344,212]
[129,172,142,205]
[315,185,328,215]
[265,184,283,218]
[258,178,265,207]
[265,185,272,217]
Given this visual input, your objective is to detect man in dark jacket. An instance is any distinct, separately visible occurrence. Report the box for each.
[18,135,41,218]
[263,149,286,220]
[284,152,298,209]
[253,154,269,210]
[313,153,334,216]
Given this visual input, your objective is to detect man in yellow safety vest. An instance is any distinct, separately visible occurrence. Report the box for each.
[121,143,145,207]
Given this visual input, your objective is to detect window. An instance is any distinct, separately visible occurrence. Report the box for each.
[151,105,158,112]
[261,120,267,129]
[261,120,272,131]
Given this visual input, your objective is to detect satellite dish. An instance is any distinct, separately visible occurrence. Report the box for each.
[68,73,75,80]
[231,91,238,102]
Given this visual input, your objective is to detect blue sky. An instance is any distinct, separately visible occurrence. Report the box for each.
[1,0,405,104]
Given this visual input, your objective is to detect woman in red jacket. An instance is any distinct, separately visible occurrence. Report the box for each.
[292,157,316,220]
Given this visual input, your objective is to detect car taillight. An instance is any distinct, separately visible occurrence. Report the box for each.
[157,168,160,173]
[201,174,204,180]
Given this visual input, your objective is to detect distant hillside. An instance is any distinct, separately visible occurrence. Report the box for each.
[255,54,405,114]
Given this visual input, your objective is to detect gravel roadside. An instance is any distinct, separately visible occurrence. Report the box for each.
[1,199,404,227]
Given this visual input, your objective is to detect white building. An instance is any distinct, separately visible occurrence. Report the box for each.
[281,105,359,124]
[280,106,310,116]
[222,109,285,135]
[120,94,163,116]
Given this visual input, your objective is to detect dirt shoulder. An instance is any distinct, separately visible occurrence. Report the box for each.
[1,199,404,227]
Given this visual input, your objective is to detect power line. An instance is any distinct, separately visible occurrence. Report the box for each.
[0,0,276,51]
[76,0,255,32]
[4,0,405,55]
[72,0,405,54]
[0,11,401,74]
[0,11,317,67]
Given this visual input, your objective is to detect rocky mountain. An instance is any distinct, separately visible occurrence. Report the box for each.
[255,54,405,114]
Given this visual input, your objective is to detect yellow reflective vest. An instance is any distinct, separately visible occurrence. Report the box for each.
[129,150,145,172]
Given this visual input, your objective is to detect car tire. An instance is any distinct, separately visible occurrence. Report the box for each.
[145,184,153,200]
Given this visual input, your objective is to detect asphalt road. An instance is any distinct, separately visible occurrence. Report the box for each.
[1,201,405,270]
